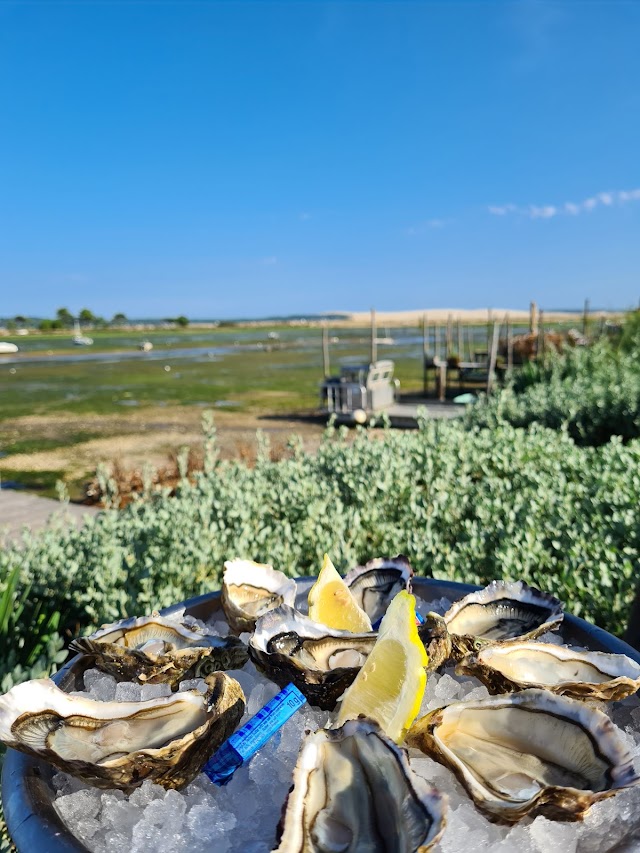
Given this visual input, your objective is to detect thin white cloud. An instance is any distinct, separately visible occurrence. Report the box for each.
[407,218,453,235]
[260,256,278,266]
[488,188,640,220]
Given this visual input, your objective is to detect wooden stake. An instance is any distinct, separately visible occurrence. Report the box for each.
[487,320,500,394]
[530,301,538,335]
[370,307,377,364]
[322,324,330,378]
[422,313,428,395]
[583,299,590,336]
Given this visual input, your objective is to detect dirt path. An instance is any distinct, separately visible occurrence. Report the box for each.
[0,407,326,478]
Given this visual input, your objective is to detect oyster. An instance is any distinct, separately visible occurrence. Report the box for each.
[222,559,297,633]
[249,605,377,710]
[457,641,640,701]
[70,612,248,686]
[0,671,245,791]
[407,688,638,822]
[424,580,564,667]
[274,718,447,852]
[344,555,413,625]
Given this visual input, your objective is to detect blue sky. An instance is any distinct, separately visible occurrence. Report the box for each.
[1,0,639,318]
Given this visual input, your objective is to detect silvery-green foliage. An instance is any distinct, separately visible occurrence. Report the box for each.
[467,340,640,445]
[2,417,640,690]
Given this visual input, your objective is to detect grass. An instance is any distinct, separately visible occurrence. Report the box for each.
[0,320,569,496]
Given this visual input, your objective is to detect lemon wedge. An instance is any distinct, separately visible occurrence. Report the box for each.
[335,590,428,742]
[308,554,373,632]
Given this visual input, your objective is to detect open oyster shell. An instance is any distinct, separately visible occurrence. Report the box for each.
[407,688,639,823]
[249,605,377,710]
[70,613,248,686]
[424,580,564,668]
[274,718,447,852]
[0,671,245,791]
[456,640,640,701]
[344,555,413,625]
[222,559,297,633]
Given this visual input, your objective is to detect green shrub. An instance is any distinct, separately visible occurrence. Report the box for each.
[2,416,640,693]
[467,341,640,445]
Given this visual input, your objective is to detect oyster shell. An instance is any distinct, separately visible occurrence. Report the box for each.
[70,613,248,686]
[0,671,245,791]
[249,605,377,710]
[344,555,413,625]
[456,641,640,701]
[274,718,447,852]
[222,559,297,633]
[407,688,638,822]
[425,580,564,667]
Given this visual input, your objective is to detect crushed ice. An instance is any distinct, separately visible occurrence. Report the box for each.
[52,600,640,853]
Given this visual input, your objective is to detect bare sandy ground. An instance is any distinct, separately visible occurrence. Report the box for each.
[0,408,326,478]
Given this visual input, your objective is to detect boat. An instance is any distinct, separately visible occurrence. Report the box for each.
[0,342,18,353]
[267,331,280,340]
[138,341,153,352]
[72,320,93,346]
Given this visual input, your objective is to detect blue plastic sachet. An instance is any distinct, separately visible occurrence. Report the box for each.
[204,682,307,785]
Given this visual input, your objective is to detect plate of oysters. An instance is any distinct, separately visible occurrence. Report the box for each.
[3,557,640,853]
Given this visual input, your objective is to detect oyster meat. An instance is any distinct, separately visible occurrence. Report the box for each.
[424,580,564,667]
[274,718,447,852]
[0,671,245,791]
[249,605,377,710]
[344,555,413,625]
[407,688,639,822]
[222,559,297,633]
[457,640,640,701]
[70,612,248,686]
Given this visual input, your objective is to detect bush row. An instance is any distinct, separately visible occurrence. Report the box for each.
[466,340,640,446]
[3,417,640,690]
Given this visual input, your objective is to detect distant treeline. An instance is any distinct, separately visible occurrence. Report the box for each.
[2,308,189,331]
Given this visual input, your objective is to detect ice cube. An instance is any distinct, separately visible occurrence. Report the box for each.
[115,681,144,702]
[55,788,102,824]
[84,670,118,702]
[178,678,208,694]
[140,682,172,700]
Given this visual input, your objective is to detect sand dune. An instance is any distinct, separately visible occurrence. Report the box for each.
[329,307,616,327]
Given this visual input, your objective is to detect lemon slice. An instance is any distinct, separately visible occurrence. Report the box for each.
[335,590,428,742]
[308,555,373,633]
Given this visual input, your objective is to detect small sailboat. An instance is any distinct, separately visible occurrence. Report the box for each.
[0,342,19,353]
[138,340,153,352]
[72,320,93,346]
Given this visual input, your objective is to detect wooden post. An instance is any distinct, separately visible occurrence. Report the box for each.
[599,312,606,336]
[322,325,330,378]
[583,299,590,336]
[422,313,428,396]
[506,313,513,372]
[486,309,493,355]
[530,301,538,335]
[487,321,500,394]
[435,323,440,359]
[370,308,377,364]
[446,314,453,357]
